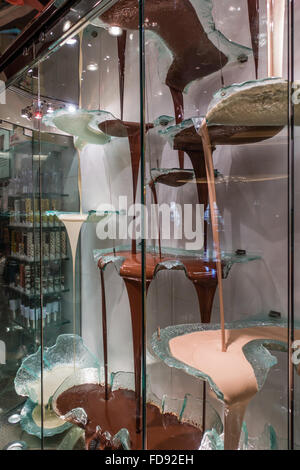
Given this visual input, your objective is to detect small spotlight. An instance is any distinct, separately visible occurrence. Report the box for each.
[87,62,98,71]
[108,26,123,37]
[68,104,76,113]
[34,111,42,120]
[47,103,54,114]
[21,108,27,118]
[66,37,77,45]
[63,20,72,32]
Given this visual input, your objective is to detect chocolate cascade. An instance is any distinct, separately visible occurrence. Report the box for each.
[149,182,162,260]
[98,117,282,443]
[97,118,152,433]
[117,32,127,121]
[100,269,109,401]
[100,0,228,93]
[99,0,232,169]
[56,385,203,450]
[98,249,227,435]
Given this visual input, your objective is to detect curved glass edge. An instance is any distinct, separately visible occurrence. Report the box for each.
[191,0,252,63]
[208,77,286,110]
[42,109,111,146]
[14,334,99,403]
[205,78,300,127]
[20,399,72,439]
[93,246,261,279]
[151,317,297,403]
[200,422,278,450]
[43,108,166,147]
[158,117,195,144]
[46,210,120,224]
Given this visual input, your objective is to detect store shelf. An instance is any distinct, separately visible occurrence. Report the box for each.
[7,285,70,300]
[8,255,69,264]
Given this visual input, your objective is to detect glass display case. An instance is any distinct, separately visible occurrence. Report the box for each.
[0,0,299,450]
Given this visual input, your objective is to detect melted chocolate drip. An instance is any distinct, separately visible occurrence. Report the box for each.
[149,181,162,259]
[173,131,209,250]
[187,150,208,251]
[121,277,149,434]
[98,252,222,433]
[100,0,229,170]
[169,87,185,168]
[56,385,203,450]
[247,0,260,78]
[98,119,153,254]
[117,32,127,121]
[100,269,109,400]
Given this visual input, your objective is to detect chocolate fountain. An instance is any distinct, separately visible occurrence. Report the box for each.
[47,0,295,450]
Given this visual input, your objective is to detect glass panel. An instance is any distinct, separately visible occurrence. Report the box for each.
[0,73,43,449]
[145,0,290,450]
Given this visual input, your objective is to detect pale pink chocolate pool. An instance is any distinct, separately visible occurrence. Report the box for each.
[169,326,300,449]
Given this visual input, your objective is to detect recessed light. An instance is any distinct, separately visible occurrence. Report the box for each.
[87,62,98,71]
[63,20,72,32]
[108,26,123,37]
[66,37,77,45]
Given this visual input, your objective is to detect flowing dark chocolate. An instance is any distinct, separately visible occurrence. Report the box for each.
[169,87,185,167]
[247,0,260,78]
[149,181,162,259]
[98,119,153,254]
[117,32,127,121]
[100,0,229,169]
[56,385,203,450]
[100,269,109,400]
[98,251,222,433]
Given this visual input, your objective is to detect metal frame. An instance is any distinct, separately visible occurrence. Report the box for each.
[0,0,119,87]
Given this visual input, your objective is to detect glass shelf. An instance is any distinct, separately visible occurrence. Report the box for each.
[94,245,261,279]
